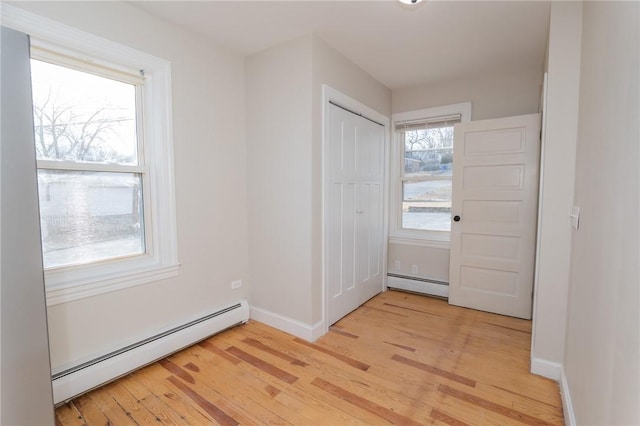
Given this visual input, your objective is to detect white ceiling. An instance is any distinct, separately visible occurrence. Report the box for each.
[131,1,551,90]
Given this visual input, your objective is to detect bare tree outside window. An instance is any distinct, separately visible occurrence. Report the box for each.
[404,127,454,175]
[404,126,453,152]
[402,125,456,231]
[33,94,135,164]
[31,60,138,164]
[31,59,144,269]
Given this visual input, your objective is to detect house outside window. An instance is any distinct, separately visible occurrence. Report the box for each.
[31,55,146,270]
[390,103,471,246]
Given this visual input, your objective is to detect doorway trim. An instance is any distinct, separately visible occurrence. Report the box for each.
[321,85,390,335]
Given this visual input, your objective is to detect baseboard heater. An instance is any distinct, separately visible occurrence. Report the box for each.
[52,299,249,405]
[387,274,449,298]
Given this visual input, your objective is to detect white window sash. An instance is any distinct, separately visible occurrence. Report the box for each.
[390,102,471,246]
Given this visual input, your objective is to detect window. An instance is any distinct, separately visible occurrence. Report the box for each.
[10,15,180,305]
[390,103,471,245]
[31,54,146,269]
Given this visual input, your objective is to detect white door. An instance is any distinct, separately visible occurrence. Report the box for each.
[449,113,541,319]
[326,102,385,325]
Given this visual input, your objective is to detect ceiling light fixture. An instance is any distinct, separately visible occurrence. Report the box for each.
[398,0,423,4]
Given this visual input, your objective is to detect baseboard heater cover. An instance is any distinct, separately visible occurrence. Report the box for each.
[387,274,449,298]
[52,299,249,404]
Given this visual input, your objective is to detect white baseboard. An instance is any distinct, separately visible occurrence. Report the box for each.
[559,366,576,426]
[250,306,324,342]
[530,357,561,380]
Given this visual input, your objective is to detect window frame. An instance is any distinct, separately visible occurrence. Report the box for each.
[31,52,149,271]
[3,5,179,306]
[390,102,471,248]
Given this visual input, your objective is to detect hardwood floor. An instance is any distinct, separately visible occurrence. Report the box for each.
[55,290,563,425]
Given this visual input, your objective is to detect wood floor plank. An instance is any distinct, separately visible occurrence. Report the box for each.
[289,374,406,425]
[82,386,138,425]
[115,375,177,425]
[392,353,477,387]
[439,384,558,426]
[167,375,239,426]
[129,367,215,425]
[197,336,373,425]
[243,331,443,423]
[311,377,426,426]
[226,345,299,384]
[197,339,242,365]
[487,383,562,411]
[173,345,317,425]
[166,349,296,425]
[292,337,370,371]
[329,326,359,339]
[215,330,392,424]
[71,393,112,425]
[55,290,563,426]
[127,368,212,426]
[308,366,436,424]
[54,403,86,426]
[430,408,470,426]
[117,371,197,426]
[241,336,309,366]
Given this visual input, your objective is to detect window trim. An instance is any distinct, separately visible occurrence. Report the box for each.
[2,4,179,306]
[390,102,471,247]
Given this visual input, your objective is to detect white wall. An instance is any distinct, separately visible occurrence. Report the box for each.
[531,1,583,378]
[311,35,391,323]
[387,243,450,282]
[392,66,544,120]
[563,2,639,424]
[246,35,314,325]
[9,2,249,371]
[246,34,390,335]
[389,66,544,284]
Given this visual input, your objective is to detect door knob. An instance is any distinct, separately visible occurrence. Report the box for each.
[453,215,461,222]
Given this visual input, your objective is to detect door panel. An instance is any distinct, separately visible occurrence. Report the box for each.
[459,266,518,294]
[463,165,524,189]
[327,103,384,325]
[464,128,525,155]
[449,113,540,319]
[461,234,520,260]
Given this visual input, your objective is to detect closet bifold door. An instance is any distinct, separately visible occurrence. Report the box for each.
[326,101,385,325]
[1,26,55,425]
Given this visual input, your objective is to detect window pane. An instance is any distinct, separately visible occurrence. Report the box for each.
[37,170,145,268]
[403,127,454,177]
[30,59,138,165]
[402,180,452,231]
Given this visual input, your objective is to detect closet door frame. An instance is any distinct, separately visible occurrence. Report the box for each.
[321,85,390,331]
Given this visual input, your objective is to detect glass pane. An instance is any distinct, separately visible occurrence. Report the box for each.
[37,170,145,269]
[403,127,454,177]
[30,59,138,164]
[402,180,452,231]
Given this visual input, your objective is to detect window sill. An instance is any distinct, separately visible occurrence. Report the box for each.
[45,261,180,306]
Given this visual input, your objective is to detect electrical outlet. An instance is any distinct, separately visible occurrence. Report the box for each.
[394,260,401,270]
[411,264,418,274]
[231,280,242,290]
